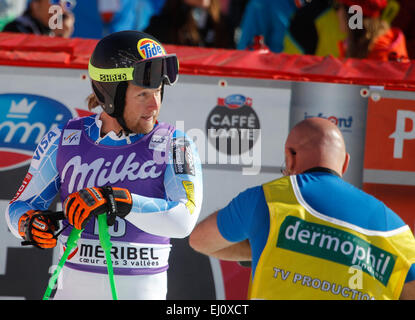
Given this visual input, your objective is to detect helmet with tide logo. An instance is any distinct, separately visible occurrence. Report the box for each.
[88,30,179,132]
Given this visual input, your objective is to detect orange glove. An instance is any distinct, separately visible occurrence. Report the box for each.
[63,186,133,230]
[18,210,59,249]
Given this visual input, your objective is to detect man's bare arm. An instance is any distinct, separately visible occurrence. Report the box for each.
[189,211,251,261]
[400,280,415,300]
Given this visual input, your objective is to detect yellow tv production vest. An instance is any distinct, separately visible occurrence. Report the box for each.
[248,176,415,300]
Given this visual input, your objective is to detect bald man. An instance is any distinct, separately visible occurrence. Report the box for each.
[189,117,415,300]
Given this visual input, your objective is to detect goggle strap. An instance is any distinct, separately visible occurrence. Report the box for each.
[88,54,178,87]
[88,61,134,82]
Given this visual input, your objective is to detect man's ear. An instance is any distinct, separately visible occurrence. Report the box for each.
[286,148,296,175]
[342,152,350,176]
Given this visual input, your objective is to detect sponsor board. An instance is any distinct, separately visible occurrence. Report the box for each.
[0,94,74,171]
[365,98,415,172]
[206,94,260,156]
[304,112,353,133]
[363,97,415,231]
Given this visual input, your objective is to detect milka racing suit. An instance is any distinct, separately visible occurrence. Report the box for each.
[5,114,203,299]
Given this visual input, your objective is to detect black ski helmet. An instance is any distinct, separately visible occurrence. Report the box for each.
[88,30,179,131]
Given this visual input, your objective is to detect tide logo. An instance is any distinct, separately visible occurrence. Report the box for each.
[137,38,165,59]
[0,94,74,171]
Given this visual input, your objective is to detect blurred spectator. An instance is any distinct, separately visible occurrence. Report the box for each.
[99,0,166,34]
[391,0,415,59]
[225,0,249,47]
[71,0,165,39]
[70,0,101,38]
[2,0,75,37]
[236,0,308,53]
[336,0,408,61]
[145,0,234,48]
[134,0,166,30]
[381,0,399,23]
[284,0,346,57]
[0,0,26,31]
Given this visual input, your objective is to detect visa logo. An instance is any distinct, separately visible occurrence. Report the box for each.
[33,129,59,161]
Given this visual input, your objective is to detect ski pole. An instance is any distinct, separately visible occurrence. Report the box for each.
[43,227,83,300]
[97,213,118,300]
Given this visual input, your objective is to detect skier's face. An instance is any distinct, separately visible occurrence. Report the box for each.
[123,82,162,134]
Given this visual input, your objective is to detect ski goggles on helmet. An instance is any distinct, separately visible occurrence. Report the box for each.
[88,54,179,89]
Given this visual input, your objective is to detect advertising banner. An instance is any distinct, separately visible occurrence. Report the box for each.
[364,97,415,176]
[289,81,368,188]
[0,66,92,299]
[363,95,415,230]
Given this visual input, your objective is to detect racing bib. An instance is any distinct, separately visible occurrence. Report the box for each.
[59,235,171,276]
